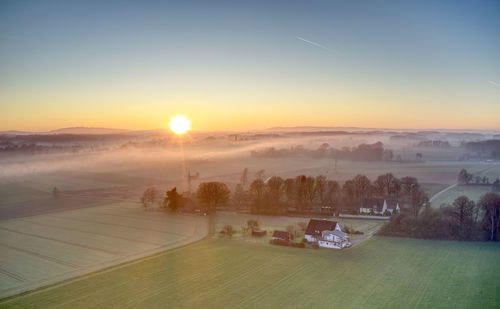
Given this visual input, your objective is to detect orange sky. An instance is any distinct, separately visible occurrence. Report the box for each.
[1,1,500,132]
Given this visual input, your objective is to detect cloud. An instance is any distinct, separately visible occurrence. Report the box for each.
[488,80,500,87]
[296,36,343,56]
[297,36,330,51]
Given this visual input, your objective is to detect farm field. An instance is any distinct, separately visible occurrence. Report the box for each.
[427,164,500,207]
[1,236,498,308]
[0,182,49,206]
[0,202,207,298]
[431,184,496,207]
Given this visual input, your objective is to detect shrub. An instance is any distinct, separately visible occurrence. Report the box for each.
[220,225,236,237]
[247,219,259,230]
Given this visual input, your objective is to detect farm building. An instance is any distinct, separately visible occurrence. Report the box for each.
[271,231,290,243]
[305,219,349,249]
[360,198,400,215]
[252,229,267,237]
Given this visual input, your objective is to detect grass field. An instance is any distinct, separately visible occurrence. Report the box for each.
[0,203,207,298]
[1,236,498,309]
[431,184,495,207]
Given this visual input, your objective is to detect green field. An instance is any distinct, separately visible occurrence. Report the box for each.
[431,184,495,207]
[2,237,498,309]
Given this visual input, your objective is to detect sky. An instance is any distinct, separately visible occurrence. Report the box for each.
[1,0,499,131]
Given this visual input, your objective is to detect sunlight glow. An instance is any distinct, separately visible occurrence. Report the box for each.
[169,116,191,135]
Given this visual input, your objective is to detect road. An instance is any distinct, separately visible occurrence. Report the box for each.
[429,183,457,203]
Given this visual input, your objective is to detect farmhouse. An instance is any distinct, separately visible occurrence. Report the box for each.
[386,200,400,214]
[318,230,350,249]
[304,219,349,249]
[360,198,400,215]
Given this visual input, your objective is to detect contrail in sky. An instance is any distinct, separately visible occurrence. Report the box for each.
[488,80,500,87]
[297,36,330,51]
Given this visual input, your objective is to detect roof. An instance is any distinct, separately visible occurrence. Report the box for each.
[329,230,348,239]
[361,197,385,211]
[272,230,290,239]
[386,200,399,209]
[305,219,338,236]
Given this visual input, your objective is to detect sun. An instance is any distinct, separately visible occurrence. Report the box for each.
[169,115,191,135]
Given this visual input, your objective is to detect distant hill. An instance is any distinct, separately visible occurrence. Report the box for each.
[0,127,132,135]
[0,130,36,135]
[266,126,368,132]
[48,127,131,134]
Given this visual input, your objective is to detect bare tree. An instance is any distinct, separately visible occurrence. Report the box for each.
[267,176,284,202]
[196,182,230,213]
[401,176,418,196]
[458,169,473,185]
[325,180,341,207]
[352,174,371,198]
[480,192,500,241]
[283,178,295,203]
[304,176,316,205]
[452,196,477,239]
[232,183,249,210]
[140,187,161,210]
[409,185,428,218]
[315,175,327,204]
[374,173,397,196]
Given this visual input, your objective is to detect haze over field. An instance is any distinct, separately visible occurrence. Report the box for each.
[1,1,500,308]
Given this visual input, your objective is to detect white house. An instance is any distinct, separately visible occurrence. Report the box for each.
[386,200,400,214]
[360,198,386,214]
[318,230,350,249]
[360,198,400,215]
[304,219,350,249]
[304,219,341,242]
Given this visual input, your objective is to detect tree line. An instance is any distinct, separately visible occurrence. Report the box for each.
[233,170,427,216]
[458,168,500,191]
[250,141,394,161]
[379,192,500,241]
[141,170,428,217]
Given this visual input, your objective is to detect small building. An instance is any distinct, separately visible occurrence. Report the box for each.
[252,229,267,237]
[271,230,290,243]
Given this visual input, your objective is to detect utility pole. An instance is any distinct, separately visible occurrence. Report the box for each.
[187,169,191,195]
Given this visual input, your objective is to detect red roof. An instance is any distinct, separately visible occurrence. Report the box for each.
[305,219,338,236]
